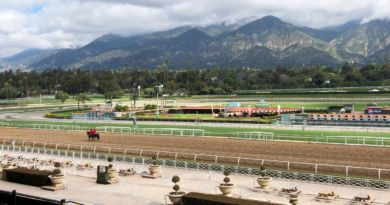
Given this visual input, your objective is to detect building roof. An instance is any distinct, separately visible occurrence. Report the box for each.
[171,106,298,113]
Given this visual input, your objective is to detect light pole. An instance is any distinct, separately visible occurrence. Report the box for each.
[154,85,163,118]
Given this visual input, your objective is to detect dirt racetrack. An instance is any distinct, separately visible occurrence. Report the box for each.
[1,128,390,178]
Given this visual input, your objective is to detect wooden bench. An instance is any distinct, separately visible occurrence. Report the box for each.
[315,195,337,203]
[353,195,375,204]
[119,168,136,176]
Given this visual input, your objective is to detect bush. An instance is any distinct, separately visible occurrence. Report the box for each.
[173,184,180,192]
[260,165,266,177]
[172,175,180,184]
[115,105,123,111]
[6,168,52,187]
[151,104,157,109]
[145,104,152,109]
[223,170,230,184]
[53,162,61,175]
[123,105,129,111]
[182,192,268,205]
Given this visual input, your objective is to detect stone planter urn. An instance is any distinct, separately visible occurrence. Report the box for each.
[289,196,299,205]
[48,174,66,187]
[107,169,118,179]
[218,183,235,196]
[256,177,272,189]
[148,165,161,175]
[167,191,187,205]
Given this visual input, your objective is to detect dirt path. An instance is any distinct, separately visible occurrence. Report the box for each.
[2,128,390,177]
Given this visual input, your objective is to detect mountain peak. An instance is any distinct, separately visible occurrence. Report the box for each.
[234,15,287,35]
[93,34,124,43]
[176,28,212,41]
[259,15,283,23]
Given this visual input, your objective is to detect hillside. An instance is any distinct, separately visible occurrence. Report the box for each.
[4,15,390,70]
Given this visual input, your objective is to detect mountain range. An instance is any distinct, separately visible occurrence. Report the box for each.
[2,15,390,71]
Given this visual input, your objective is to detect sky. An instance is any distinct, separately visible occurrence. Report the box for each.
[0,0,389,58]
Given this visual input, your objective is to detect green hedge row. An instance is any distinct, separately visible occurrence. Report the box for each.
[6,168,53,187]
[182,192,270,205]
[144,104,157,109]
[45,112,72,119]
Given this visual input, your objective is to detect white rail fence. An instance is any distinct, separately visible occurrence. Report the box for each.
[1,139,389,180]
[1,144,390,191]
[137,128,205,137]
[24,124,81,131]
[0,122,9,127]
[96,126,132,133]
[312,136,390,147]
[236,132,274,140]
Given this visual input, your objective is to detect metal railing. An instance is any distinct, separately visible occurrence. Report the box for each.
[1,145,390,191]
[1,139,390,180]
[0,189,83,205]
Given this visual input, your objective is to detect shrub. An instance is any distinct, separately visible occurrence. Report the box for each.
[6,168,52,187]
[151,155,158,166]
[115,105,123,111]
[260,165,266,177]
[223,170,230,185]
[260,165,266,170]
[171,175,181,194]
[108,157,113,162]
[145,104,152,109]
[172,175,180,184]
[151,104,157,109]
[108,157,113,169]
[173,185,180,193]
[53,162,61,175]
[123,105,129,111]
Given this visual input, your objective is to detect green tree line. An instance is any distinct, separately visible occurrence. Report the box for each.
[1,60,390,99]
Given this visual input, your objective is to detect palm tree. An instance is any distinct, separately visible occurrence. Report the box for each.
[24,76,28,104]
[130,93,139,110]
[18,80,23,105]
[75,93,91,111]
[4,82,9,105]
[186,61,191,96]
[134,65,139,86]
[163,59,169,85]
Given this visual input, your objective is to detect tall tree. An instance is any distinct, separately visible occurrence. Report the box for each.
[130,93,139,109]
[4,82,9,105]
[75,93,91,111]
[186,61,190,96]
[55,91,70,103]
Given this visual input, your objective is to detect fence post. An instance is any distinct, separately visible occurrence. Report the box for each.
[12,190,16,205]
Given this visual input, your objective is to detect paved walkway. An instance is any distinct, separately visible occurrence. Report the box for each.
[1,151,390,205]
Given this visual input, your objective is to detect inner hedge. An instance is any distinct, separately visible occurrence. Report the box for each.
[6,168,53,187]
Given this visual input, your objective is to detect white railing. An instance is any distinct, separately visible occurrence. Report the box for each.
[0,122,9,127]
[96,126,132,133]
[236,132,274,140]
[137,128,205,137]
[1,144,390,191]
[1,139,389,180]
[24,124,80,131]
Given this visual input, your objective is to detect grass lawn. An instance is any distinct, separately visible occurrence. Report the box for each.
[26,96,133,104]
[2,120,389,139]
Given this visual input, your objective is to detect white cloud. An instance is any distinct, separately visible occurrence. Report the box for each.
[0,0,390,58]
